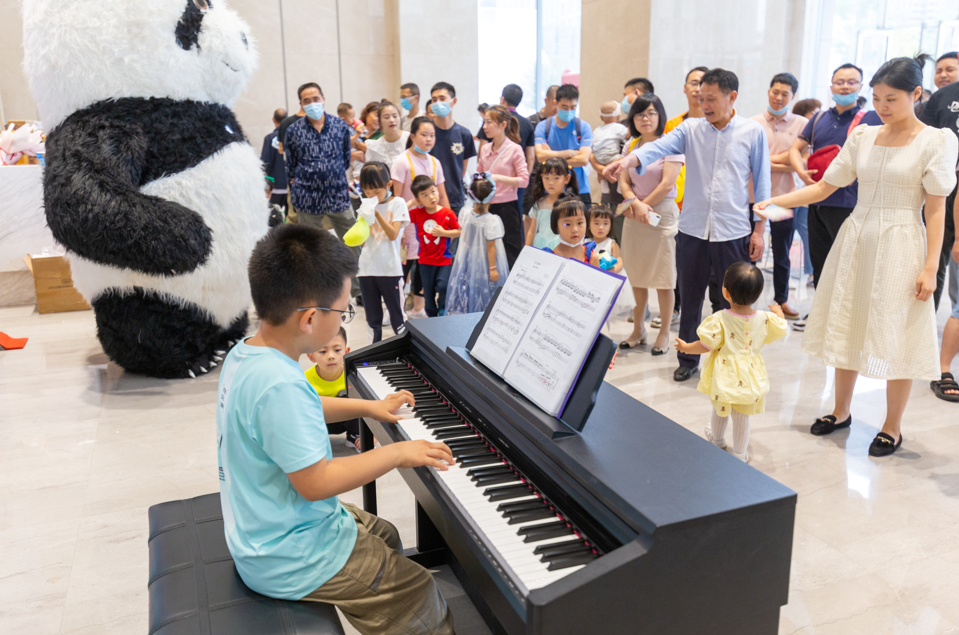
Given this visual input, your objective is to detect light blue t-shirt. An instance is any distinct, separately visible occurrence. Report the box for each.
[534,116,594,194]
[216,340,357,600]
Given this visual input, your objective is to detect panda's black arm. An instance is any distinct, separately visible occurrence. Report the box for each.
[43,116,213,276]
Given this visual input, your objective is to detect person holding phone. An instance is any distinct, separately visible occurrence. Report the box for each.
[617,94,684,355]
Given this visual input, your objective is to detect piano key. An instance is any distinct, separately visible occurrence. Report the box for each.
[534,539,589,558]
[546,551,598,571]
[484,484,534,502]
[433,427,473,440]
[457,455,503,468]
[505,507,555,525]
[467,465,512,479]
[518,521,575,543]
[497,499,545,514]
[452,447,492,459]
[444,438,486,450]
[473,473,520,487]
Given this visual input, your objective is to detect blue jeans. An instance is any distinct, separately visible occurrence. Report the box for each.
[418,264,451,317]
[793,206,813,276]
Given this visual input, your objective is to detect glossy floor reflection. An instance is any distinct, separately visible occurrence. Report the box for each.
[1,281,957,635]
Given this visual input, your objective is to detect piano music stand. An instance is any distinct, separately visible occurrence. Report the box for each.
[465,288,617,436]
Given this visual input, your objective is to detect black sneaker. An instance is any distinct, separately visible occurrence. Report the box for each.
[792,315,808,332]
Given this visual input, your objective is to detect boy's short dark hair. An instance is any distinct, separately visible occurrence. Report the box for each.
[400,82,420,96]
[336,102,353,118]
[700,68,739,94]
[770,72,799,93]
[333,326,347,346]
[411,175,436,198]
[502,84,523,107]
[431,81,456,98]
[723,261,764,306]
[249,225,357,326]
[556,84,579,103]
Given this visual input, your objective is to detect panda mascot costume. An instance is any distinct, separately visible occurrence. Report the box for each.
[22,0,269,378]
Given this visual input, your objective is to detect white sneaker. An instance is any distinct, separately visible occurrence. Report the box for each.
[408,309,428,319]
[704,426,727,449]
[733,450,750,463]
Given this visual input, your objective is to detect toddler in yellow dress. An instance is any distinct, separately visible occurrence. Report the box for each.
[675,262,788,462]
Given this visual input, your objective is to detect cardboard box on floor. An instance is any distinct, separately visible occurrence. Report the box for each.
[22,254,91,314]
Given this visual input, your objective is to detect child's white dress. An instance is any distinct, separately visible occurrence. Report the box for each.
[446,211,509,314]
[595,237,635,316]
[697,309,788,416]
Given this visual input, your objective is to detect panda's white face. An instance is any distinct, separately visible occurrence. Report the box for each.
[23,0,258,130]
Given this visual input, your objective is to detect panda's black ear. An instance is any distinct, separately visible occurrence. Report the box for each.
[175,1,206,51]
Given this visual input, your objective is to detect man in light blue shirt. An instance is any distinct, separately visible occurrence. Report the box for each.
[534,84,594,205]
[606,68,771,382]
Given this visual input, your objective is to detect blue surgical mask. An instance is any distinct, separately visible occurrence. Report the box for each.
[621,96,632,116]
[832,92,858,107]
[557,109,576,123]
[767,104,788,116]
[303,102,325,120]
[400,97,413,112]
[431,101,451,118]
[413,144,429,155]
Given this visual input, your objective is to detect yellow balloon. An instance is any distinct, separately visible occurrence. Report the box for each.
[343,217,370,247]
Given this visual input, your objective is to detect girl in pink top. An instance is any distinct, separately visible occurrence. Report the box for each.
[390,117,450,316]
[477,105,530,268]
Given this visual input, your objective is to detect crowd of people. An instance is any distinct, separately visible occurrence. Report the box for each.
[258,52,959,462]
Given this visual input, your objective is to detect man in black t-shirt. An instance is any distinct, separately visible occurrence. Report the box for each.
[429,82,477,214]
[477,84,536,210]
[919,79,959,310]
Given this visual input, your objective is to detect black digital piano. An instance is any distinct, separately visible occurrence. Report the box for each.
[346,314,795,635]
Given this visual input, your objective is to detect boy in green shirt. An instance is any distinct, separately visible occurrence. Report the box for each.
[305,326,361,451]
[216,224,455,634]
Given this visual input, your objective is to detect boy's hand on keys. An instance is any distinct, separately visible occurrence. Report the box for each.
[395,440,454,471]
[769,303,785,319]
[371,391,415,423]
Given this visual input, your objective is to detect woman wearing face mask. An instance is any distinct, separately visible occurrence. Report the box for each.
[756,55,958,457]
[617,94,683,355]
[476,105,530,269]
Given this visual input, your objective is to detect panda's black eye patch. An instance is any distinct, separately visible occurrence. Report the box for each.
[176,1,206,51]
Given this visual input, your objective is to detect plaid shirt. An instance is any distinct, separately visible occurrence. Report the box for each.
[285,114,351,214]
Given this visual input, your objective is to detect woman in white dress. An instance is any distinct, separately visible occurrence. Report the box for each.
[756,55,958,457]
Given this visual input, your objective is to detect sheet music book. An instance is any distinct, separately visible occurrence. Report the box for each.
[469,246,625,417]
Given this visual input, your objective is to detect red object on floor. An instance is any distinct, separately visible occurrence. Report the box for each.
[0,332,28,350]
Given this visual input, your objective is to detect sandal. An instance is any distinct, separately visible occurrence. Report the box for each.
[868,432,902,457]
[810,414,852,436]
[931,372,959,403]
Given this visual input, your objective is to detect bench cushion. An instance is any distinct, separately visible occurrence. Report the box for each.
[148,493,344,635]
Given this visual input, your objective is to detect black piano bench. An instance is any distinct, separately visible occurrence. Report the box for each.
[147,493,345,635]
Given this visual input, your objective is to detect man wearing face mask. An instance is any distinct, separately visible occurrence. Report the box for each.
[534,84,594,205]
[429,81,477,215]
[749,72,807,320]
[399,83,421,131]
[620,77,655,125]
[284,82,360,298]
[785,64,882,313]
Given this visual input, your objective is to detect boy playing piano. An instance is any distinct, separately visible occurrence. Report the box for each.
[216,224,455,635]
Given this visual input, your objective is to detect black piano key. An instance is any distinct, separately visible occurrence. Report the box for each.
[375,362,410,370]
[457,455,502,468]
[533,539,588,558]
[518,521,574,543]
[505,507,555,525]
[473,473,520,487]
[420,413,459,422]
[497,499,544,514]
[433,427,472,440]
[484,484,533,502]
[545,551,598,571]
[467,465,512,479]
[444,438,484,449]
[412,402,446,410]
[452,446,491,459]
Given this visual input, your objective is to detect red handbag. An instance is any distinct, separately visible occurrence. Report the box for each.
[806,109,867,182]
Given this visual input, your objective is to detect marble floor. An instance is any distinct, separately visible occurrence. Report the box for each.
[1,282,958,635]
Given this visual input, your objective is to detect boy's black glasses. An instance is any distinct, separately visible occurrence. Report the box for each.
[296,303,356,324]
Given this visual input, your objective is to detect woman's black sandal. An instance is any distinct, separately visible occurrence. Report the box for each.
[931,372,959,403]
[869,432,902,457]
[810,414,852,436]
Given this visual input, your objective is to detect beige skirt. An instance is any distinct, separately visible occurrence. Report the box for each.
[621,198,678,289]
